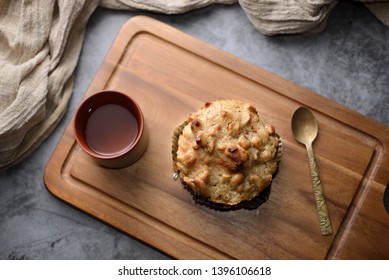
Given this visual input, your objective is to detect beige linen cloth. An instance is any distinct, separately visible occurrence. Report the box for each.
[0,0,388,170]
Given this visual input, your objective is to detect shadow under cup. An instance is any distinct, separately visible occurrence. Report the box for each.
[74,90,148,168]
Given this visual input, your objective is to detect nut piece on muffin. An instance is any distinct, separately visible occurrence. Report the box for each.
[172,100,281,210]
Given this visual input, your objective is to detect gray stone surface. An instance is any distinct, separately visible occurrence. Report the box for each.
[0,2,388,259]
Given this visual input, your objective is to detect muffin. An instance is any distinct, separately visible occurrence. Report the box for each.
[172,100,282,210]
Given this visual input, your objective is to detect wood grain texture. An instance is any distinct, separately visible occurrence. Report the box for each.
[44,16,389,259]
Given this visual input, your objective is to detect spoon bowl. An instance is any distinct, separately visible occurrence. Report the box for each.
[291,107,333,236]
[292,107,318,145]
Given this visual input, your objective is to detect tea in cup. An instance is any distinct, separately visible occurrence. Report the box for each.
[74,90,148,168]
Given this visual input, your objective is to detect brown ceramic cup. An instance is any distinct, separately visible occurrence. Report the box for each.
[73,90,148,168]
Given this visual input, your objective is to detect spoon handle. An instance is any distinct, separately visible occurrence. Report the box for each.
[306,143,333,236]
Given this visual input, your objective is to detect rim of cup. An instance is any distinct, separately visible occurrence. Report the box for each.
[73,90,145,160]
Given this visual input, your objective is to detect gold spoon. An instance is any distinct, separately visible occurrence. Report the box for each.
[292,107,333,236]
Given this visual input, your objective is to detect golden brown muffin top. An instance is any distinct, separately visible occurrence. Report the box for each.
[175,100,279,205]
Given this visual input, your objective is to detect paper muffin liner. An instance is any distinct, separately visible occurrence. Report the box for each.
[172,121,282,211]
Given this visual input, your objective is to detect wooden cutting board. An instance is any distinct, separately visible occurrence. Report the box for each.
[44,16,389,259]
